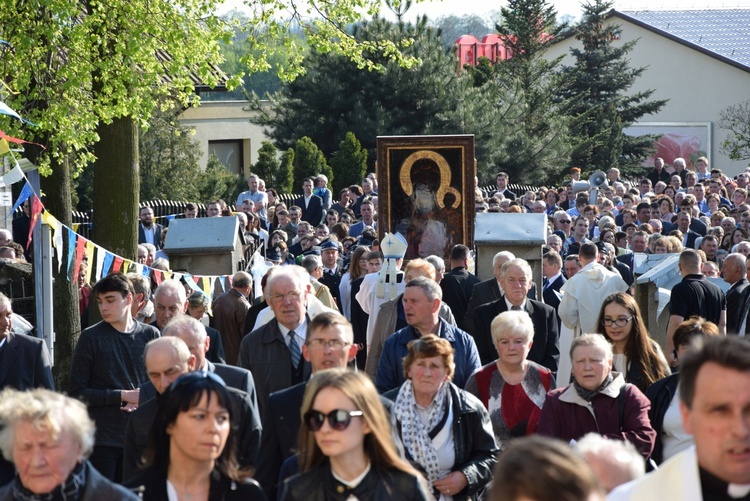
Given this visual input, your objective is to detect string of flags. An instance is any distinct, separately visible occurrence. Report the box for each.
[0,103,234,301]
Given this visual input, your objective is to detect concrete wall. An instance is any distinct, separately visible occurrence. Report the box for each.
[544,16,750,175]
[177,100,273,178]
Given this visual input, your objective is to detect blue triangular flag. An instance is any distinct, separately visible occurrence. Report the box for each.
[11,182,33,213]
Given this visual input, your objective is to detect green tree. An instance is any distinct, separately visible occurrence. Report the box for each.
[293,137,332,187]
[329,132,368,193]
[719,99,750,163]
[139,105,203,202]
[557,0,667,175]
[253,16,474,167]
[253,141,280,186]
[199,154,243,203]
[278,148,295,194]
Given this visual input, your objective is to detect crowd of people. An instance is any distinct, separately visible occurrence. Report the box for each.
[1,159,750,500]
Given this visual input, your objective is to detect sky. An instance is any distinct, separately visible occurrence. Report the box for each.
[219,0,750,24]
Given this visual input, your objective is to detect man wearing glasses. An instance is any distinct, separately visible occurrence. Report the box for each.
[238,266,314,412]
[255,312,358,499]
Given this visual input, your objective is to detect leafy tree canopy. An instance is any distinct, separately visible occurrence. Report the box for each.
[719,99,750,164]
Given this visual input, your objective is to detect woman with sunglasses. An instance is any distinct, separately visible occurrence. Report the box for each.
[385,335,498,500]
[126,372,265,500]
[281,369,429,500]
[595,292,669,393]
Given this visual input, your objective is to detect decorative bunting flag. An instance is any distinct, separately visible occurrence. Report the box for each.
[11,182,33,213]
[73,236,86,283]
[66,228,76,282]
[122,259,133,274]
[84,241,95,284]
[218,276,226,292]
[95,246,106,282]
[201,276,211,295]
[112,256,123,275]
[41,212,63,272]
[164,271,173,281]
[153,270,163,286]
[101,252,114,278]
[0,101,39,126]
[27,197,43,250]
[0,130,45,151]
[0,139,8,156]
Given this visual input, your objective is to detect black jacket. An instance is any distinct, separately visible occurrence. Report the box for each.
[644,373,680,465]
[440,267,480,322]
[384,383,499,501]
[281,461,428,501]
[126,465,265,501]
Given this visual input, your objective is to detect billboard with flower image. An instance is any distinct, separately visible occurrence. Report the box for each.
[624,122,711,169]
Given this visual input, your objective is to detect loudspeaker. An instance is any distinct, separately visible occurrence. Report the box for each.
[589,171,608,189]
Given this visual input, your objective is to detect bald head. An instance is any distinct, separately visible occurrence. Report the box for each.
[144,337,195,394]
[723,253,747,285]
[232,271,252,295]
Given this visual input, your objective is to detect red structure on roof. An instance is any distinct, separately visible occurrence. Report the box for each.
[454,34,510,67]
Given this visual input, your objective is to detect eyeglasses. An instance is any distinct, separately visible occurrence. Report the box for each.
[306,339,350,350]
[559,220,572,224]
[304,409,363,431]
[602,316,633,327]
[269,290,303,303]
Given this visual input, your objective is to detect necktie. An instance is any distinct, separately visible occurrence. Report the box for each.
[511,305,522,311]
[543,278,549,290]
[288,331,301,368]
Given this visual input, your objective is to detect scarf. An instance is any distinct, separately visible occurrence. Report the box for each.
[393,379,450,487]
[11,462,86,501]
[573,372,614,402]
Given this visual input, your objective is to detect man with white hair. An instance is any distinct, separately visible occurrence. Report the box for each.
[149,280,225,368]
[547,234,563,253]
[0,229,12,247]
[722,253,748,334]
[575,433,644,493]
[236,173,268,219]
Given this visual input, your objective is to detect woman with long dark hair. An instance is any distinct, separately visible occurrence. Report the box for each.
[126,372,265,500]
[595,292,669,392]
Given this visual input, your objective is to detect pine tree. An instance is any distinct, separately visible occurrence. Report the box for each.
[557,0,668,176]
[278,148,295,194]
[293,137,333,187]
[329,132,368,194]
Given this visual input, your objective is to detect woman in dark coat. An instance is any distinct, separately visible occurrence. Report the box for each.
[385,335,498,500]
[281,369,428,500]
[126,372,265,500]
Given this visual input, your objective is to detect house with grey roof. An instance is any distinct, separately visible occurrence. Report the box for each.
[543,9,750,175]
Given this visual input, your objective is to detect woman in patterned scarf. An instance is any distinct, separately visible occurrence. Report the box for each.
[385,336,498,501]
[465,311,555,450]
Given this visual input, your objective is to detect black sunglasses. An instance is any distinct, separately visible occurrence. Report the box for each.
[305,409,363,431]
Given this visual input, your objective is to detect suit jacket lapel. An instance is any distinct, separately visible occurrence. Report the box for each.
[491,280,502,301]
[0,333,18,387]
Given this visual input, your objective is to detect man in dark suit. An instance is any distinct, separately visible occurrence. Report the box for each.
[441,244,480,322]
[150,280,225,365]
[723,253,749,334]
[470,258,559,373]
[138,316,257,405]
[542,251,566,315]
[0,294,55,485]
[123,337,261,481]
[493,171,516,200]
[293,177,324,226]
[256,312,358,499]
[674,211,700,249]
[237,267,313,413]
[318,240,343,311]
[137,206,164,249]
[463,251,537,333]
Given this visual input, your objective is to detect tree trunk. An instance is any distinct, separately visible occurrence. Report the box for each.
[38,155,80,391]
[92,117,139,258]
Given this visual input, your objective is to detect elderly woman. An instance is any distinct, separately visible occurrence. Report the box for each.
[465,311,555,450]
[537,334,656,459]
[0,388,138,500]
[385,335,498,500]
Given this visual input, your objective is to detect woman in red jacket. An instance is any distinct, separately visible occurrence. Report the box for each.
[537,333,655,459]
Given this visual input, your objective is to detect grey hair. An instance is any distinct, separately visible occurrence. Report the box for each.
[493,251,516,267]
[126,273,152,300]
[143,243,157,256]
[0,293,11,311]
[154,279,186,304]
[0,388,95,461]
[491,310,534,346]
[574,433,645,482]
[404,276,443,302]
[425,255,445,274]
[571,333,613,362]
[265,265,310,301]
[501,258,532,281]
[301,254,323,275]
[162,315,207,344]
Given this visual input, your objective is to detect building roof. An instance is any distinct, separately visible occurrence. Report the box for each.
[614,9,750,73]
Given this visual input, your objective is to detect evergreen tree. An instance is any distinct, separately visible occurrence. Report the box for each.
[278,148,295,194]
[557,0,667,175]
[329,132,368,194]
[199,154,243,203]
[485,0,572,183]
[293,137,333,187]
[253,141,281,188]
